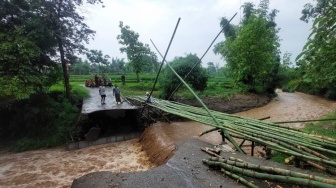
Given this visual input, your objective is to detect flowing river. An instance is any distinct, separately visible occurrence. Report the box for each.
[1,90,336,188]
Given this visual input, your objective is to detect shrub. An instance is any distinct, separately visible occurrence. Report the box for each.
[0,84,88,152]
[160,53,208,99]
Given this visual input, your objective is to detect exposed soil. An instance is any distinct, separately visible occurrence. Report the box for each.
[174,93,271,113]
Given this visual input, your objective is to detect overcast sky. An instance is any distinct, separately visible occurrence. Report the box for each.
[82,0,314,67]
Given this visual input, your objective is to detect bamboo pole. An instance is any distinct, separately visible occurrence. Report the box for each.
[203,160,335,188]
[220,168,259,188]
[149,45,243,153]
[213,157,336,185]
[127,96,336,168]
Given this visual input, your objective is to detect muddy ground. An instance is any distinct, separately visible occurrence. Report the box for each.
[174,93,271,113]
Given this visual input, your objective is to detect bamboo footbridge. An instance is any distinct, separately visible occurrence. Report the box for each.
[128,96,336,175]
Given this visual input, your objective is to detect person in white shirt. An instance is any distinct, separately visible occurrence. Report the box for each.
[146,92,152,103]
[99,84,106,105]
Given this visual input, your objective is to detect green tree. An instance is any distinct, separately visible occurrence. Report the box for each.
[0,0,61,104]
[111,57,126,74]
[117,21,154,82]
[141,52,160,73]
[215,0,280,93]
[296,0,336,98]
[86,49,110,74]
[29,0,103,99]
[277,52,297,89]
[160,54,208,99]
[207,62,217,75]
[70,58,91,75]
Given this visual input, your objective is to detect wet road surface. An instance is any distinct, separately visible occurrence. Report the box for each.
[81,86,138,114]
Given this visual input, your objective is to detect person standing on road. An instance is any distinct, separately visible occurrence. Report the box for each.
[113,85,121,104]
[99,84,106,105]
[94,74,99,87]
[121,74,125,85]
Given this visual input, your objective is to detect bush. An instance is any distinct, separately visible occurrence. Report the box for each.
[9,94,80,152]
[160,53,208,99]
[0,84,87,152]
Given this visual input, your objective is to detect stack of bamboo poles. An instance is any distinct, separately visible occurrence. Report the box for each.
[202,156,336,188]
[128,96,336,174]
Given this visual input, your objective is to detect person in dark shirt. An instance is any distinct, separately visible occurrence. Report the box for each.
[113,85,121,104]
[121,74,125,85]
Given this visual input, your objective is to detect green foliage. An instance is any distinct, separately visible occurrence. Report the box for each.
[70,73,240,99]
[110,57,127,74]
[0,85,89,152]
[206,62,218,75]
[86,49,110,74]
[277,52,299,90]
[0,1,63,104]
[282,79,300,92]
[70,58,91,75]
[215,0,280,94]
[0,0,103,101]
[117,21,158,82]
[12,97,79,152]
[296,0,336,99]
[301,111,336,139]
[270,151,288,163]
[160,53,209,99]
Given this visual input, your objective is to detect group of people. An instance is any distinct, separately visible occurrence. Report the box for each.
[99,84,122,105]
[85,73,126,87]
[85,73,112,87]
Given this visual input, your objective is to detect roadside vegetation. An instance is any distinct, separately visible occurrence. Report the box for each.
[271,110,336,163]
[0,0,335,153]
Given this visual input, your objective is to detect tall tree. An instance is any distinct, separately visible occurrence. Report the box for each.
[0,0,61,104]
[215,0,280,93]
[297,0,336,98]
[29,0,103,99]
[117,21,153,82]
[242,2,255,25]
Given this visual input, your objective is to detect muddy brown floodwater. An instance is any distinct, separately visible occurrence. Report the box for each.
[1,90,336,188]
[236,89,336,128]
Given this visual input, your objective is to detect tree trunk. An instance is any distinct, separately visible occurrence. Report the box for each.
[57,36,70,99]
[54,0,70,99]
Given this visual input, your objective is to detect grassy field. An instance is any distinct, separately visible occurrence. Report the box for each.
[69,73,242,99]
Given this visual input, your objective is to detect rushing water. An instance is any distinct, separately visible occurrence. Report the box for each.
[236,90,336,128]
[1,90,336,188]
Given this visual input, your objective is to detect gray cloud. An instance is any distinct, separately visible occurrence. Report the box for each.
[84,0,314,67]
